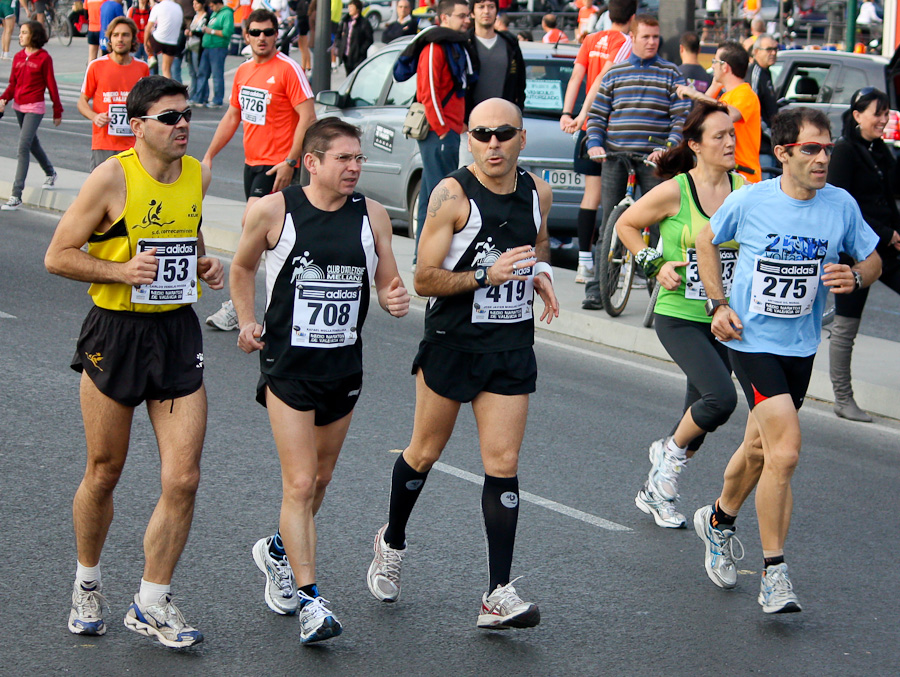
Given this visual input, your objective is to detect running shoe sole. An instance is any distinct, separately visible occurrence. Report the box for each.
[634,490,686,528]
[252,537,298,615]
[758,594,802,614]
[68,616,106,635]
[301,616,343,644]
[477,605,541,630]
[123,608,204,648]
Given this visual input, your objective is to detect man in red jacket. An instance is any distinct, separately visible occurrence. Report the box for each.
[413,0,471,267]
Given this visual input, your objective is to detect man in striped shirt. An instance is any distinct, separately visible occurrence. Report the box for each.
[582,14,691,309]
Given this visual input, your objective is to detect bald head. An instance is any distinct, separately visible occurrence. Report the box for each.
[469,98,523,129]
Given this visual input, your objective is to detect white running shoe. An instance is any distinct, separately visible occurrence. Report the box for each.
[1,196,22,211]
[68,581,108,635]
[574,264,593,284]
[43,172,58,189]
[252,536,298,615]
[693,505,743,589]
[124,593,203,648]
[366,523,404,603]
[758,562,802,614]
[297,592,343,644]
[648,437,687,501]
[205,299,238,331]
[477,577,540,630]
[635,483,686,529]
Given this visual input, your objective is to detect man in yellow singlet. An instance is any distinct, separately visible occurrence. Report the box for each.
[45,75,224,649]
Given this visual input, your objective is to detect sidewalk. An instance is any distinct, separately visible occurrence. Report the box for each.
[2,154,898,421]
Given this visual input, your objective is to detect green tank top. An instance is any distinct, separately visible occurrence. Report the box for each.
[654,171,742,323]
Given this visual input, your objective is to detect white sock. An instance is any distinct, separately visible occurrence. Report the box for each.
[139,579,171,607]
[666,437,688,459]
[76,562,102,589]
[578,251,593,268]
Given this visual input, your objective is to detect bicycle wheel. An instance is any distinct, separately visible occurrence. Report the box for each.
[643,281,661,328]
[57,15,73,46]
[597,203,635,317]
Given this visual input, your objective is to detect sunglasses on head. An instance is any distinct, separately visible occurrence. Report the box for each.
[781,142,834,156]
[247,27,277,36]
[138,108,192,125]
[850,86,881,108]
[469,125,522,143]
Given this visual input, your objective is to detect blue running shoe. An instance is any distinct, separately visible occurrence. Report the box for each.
[68,581,107,635]
[124,593,203,648]
[298,592,343,644]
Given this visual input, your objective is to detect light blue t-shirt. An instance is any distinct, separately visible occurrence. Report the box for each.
[710,178,879,357]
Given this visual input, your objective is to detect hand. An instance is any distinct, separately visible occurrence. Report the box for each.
[384,276,410,317]
[0,100,6,113]
[198,256,225,289]
[710,305,743,342]
[487,245,537,285]
[571,113,586,131]
[588,145,606,163]
[822,262,858,294]
[890,230,900,251]
[656,260,687,291]
[121,247,159,285]
[202,154,213,169]
[559,113,575,133]
[265,162,295,193]
[237,321,265,353]
[647,149,664,165]
[534,272,559,324]
[94,112,109,127]
[53,117,62,127]
[676,84,698,100]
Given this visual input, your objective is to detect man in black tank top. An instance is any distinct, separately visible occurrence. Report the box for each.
[366,99,559,631]
[230,118,410,645]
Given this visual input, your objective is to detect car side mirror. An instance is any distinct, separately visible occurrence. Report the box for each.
[777,97,790,108]
[315,90,343,107]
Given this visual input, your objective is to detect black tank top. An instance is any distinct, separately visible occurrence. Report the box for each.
[423,167,541,353]
[260,186,377,380]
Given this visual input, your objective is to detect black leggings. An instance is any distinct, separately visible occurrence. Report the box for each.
[654,313,738,452]
[834,259,900,318]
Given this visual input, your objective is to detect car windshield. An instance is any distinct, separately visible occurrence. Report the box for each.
[524,57,584,119]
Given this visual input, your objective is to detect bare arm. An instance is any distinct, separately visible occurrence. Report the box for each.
[367,198,410,317]
[531,174,559,323]
[265,98,317,192]
[77,93,107,126]
[822,249,882,294]
[696,223,742,341]
[559,62,586,133]
[197,164,224,288]
[231,192,286,353]
[573,60,615,129]
[676,84,743,122]
[202,104,241,167]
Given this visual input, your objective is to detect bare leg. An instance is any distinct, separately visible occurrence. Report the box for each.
[161,53,174,79]
[472,392,528,477]
[88,43,98,63]
[402,370,461,472]
[297,34,311,70]
[672,408,705,460]
[718,412,765,515]
[141,387,207,584]
[580,174,601,211]
[73,373,134,567]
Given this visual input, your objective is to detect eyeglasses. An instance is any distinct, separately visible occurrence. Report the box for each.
[759,46,778,52]
[313,150,368,164]
[469,125,522,142]
[247,27,277,37]
[138,108,192,125]
[711,58,725,66]
[781,142,835,156]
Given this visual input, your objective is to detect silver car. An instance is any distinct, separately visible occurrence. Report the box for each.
[314,38,585,238]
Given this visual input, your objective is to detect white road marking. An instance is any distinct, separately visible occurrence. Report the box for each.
[0,310,16,319]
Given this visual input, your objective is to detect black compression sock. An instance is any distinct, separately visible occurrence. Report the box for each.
[482,474,519,592]
[383,454,429,549]
[577,208,598,252]
[298,583,319,606]
[764,555,785,569]
[711,499,736,529]
[269,530,287,558]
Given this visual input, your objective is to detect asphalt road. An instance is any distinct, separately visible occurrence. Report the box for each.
[1,207,899,675]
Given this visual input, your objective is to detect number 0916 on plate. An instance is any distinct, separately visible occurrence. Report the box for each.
[541,169,583,189]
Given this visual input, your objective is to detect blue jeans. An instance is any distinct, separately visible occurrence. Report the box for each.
[13,110,54,199]
[171,55,183,83]
[184,48,199,98]
[415,130,460,262]
[196,47,227,105]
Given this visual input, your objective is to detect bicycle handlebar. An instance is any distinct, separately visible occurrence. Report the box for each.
[595,151,658,168]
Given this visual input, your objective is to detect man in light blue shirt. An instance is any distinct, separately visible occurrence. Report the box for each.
[692,107,881,615]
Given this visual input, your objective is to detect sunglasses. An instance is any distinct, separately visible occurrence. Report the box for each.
[781,142,835,156]
[247,27,277,37]
[850,86,880,108]
[469,125,522,143]
[138,108,192,125]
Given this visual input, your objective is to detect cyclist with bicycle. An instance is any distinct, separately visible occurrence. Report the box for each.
[582,14,690,310]
[615,101,742,528]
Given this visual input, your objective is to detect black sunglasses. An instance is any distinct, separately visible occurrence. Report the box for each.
[138,108,192,125]
[469,125,522,143]
[850,86,880,108]
[781,142,835,156]
[247,27,277,37]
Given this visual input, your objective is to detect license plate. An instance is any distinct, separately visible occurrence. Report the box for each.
[542,169,583,189]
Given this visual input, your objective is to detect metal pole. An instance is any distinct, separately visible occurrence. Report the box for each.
[312,0,334,92]
[845,0,858,51]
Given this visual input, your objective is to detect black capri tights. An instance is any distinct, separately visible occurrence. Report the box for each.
[654,313,738,452]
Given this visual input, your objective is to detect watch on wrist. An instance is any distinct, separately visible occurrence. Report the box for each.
[474,266,490,288]
[284,158,298,168]
[705,298,728,317]
[852,270,863,291]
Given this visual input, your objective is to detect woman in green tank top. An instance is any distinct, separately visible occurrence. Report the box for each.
[613,101,743,529]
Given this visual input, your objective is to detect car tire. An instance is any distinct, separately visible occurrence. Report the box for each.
[407,177,421,240]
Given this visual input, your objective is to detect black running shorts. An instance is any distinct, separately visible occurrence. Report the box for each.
[256,372,362,426]
[573,129,603,177]
[243,163,281,200]
[86,30,100,45]
[148,34,181,57]
[412,341,537,403]
[728,349,815,411]
[71,305,204,407]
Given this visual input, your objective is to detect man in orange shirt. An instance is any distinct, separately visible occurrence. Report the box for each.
[202,8,316,330]
[78,17,150,170]
[575,0,599,42]
[559,0,634,282]
[677,40,761,183]
[85,0,105,62]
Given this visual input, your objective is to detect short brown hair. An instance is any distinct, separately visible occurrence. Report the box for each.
[23,20,48,49]
[303,117,363,157]
[245,8,278,30]
[632,13,658,31]
[106,16,139,52]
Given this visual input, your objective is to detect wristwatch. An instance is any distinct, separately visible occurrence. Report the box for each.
[284,158,298,168]
[705,298,729,317]
[852,270,863,291]
[474,266,490,288]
